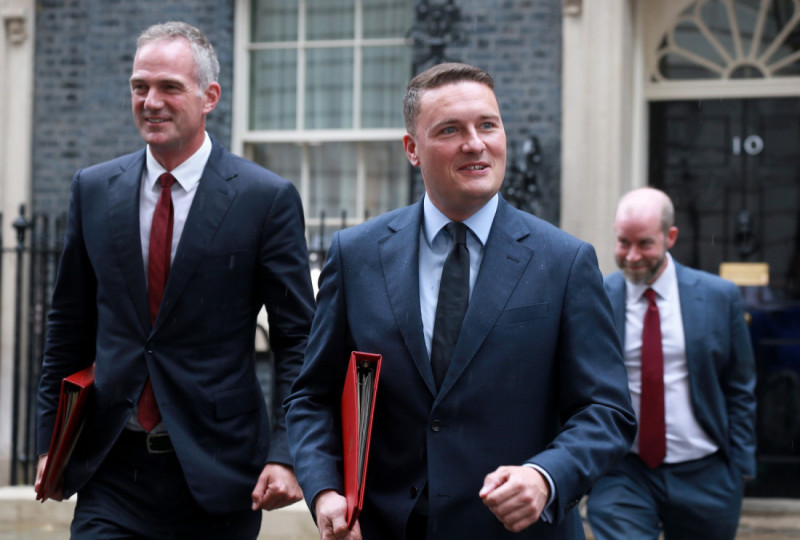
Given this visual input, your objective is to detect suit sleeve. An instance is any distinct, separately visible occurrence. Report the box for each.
[526,242,637,521]
[36,171,98,455]
[284,231,351,511]
[723,281,757,478]
[257,180,316,465]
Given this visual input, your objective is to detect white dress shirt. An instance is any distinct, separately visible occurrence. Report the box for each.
[139,132,212,278]
[128,132,212,431]
[623,252,718,463]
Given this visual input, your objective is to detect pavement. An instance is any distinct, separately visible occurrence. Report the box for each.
[1,485,799,539]
[0,486,318,539]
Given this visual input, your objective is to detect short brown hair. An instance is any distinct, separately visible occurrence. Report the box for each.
[403,62,495,135]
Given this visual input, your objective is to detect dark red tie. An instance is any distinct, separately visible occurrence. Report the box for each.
[639,288,665,468]
[138,172,176,432]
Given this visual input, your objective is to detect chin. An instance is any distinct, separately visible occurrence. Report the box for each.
[622,269,648,285]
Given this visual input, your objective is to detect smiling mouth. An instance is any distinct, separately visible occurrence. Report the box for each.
[463,164,488,171]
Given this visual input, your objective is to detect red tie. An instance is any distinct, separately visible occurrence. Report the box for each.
[138,172,176,432]
[639,288,665,468]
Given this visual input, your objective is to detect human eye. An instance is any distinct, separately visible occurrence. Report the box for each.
[441,126,456,134]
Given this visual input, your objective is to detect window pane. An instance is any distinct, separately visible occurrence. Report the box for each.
[308,142,357,220]
[362,46,410,128]
[250,49,297,130]
[363,0,414,39]
[307,0,354,40]
[251,0,298,42]
[249,143,302,191]
[364,141,410,217]
[305,48,354,129]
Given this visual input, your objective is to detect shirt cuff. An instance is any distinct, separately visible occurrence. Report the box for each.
[524,463,555,523]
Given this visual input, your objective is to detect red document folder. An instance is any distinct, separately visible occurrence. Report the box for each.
[36,364,95,502]
[341,351,382,529]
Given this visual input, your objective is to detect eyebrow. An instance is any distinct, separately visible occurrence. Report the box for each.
[129,76,186,87]
[431,114,501,129]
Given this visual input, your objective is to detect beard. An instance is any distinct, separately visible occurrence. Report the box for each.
[621,253,667,285]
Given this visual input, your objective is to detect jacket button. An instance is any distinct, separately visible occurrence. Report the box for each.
[410,485,418,498]
[431,420,442,432]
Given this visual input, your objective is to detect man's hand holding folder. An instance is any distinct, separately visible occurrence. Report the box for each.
[35,364,95,502]
[314,490,364,540]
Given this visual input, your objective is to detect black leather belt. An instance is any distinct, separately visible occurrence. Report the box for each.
[121,429,174,454]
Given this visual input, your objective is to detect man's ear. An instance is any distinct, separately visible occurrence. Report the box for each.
[203,82,221,114]
[403,134,419,167]
[666,226,679,250]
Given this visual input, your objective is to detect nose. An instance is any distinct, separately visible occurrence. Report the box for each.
[461,128,486,153]
[143,88,163,110]
[626,246,641,262]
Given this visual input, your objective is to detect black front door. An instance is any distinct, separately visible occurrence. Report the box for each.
[650,97,800,496]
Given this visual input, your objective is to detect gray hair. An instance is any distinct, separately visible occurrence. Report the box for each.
[136,21,220,91]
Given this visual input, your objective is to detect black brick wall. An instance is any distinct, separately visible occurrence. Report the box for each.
[32,0,235,215]
[31,0,561,225]
[445,0,562,225]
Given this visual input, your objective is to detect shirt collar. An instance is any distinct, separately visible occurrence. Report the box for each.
[145,131,212,191]
[422,193,498,248]
[625,252,677,303]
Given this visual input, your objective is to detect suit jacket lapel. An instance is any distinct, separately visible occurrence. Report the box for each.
[378,203,437,394]
[108,151,150,332]
[153,143,236,329]
[438,200,533,396]
[676,262,704,376]
[605,273,627,346]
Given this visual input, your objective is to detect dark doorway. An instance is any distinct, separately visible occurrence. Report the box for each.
[650,97,800,497]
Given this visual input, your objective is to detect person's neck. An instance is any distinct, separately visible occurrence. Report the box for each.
[150,133,205,172]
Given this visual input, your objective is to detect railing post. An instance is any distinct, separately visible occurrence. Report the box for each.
[24,213,48,484]
[10,204,29,484]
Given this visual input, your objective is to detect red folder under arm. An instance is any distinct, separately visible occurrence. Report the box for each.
[36,364,95,502]
[341,351,382,529]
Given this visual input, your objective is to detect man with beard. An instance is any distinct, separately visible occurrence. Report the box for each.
[587,187,757,540]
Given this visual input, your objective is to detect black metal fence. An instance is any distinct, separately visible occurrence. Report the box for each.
[5,205,67,485]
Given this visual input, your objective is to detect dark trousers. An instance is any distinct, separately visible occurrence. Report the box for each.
[70,430,262,539]
[586,452,744,540]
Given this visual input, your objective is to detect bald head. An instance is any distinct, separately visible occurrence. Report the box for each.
[613,187,678,285]
[615,187,674,236]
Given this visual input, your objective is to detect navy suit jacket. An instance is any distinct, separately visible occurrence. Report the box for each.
[37,139,316,513]
[286,197,636,539]
[604,262,757,477]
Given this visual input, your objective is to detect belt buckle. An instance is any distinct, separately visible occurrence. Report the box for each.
[145,432,172,454]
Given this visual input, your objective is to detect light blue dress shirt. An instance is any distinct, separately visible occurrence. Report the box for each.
[417,193,556,519]
[418,193,497,357]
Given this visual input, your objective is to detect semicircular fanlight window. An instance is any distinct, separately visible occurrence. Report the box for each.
[654,0,800,81]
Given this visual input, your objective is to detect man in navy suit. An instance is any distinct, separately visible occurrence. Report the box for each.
[34,21,315,538]
[285,62,636,539]
[587,187,757,539]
